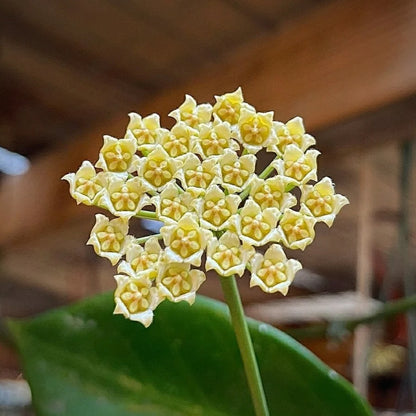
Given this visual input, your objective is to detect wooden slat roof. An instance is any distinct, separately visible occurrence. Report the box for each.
[0,0,323,157]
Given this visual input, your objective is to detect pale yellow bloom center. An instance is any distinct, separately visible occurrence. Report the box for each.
[212,244,241,271]
[181,112,199,128]
[120,281,151,313]
[282,218,310,244]
[305,190,333,216]
[202,199,231,227]
[132,128,157,146]
[161,197,188,221]
[143,159,173,188]
[201,132,229,157]
[161,268,193,296]
[185,166,213,189]
[277,132,302,153]
[170,228,201,258]
[240,117,270,145]
[284,159,311,181]
[76,177,103,200]
[104,144,133,172]
[163,133,189,158]
[215,101,240,124]
[111,185,140,211]
[131,252,159,273]
[253,184,282,209]
[222,161,249,188]
[97,225,125,252]
[242,214,271,241]
[257,259,287,287]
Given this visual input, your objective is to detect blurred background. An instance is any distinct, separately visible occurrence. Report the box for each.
[0,0,415,414]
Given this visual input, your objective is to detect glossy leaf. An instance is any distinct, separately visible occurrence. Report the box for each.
[8,293,372,415]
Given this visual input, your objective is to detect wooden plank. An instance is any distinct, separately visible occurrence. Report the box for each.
[317,95,416,156]
[0,0,188,84]
[131,0,261,53]
[1,39,142,119]
[1,0,416,244]
[353,153,373,396]
[139,0,416,130]
[246,292,381,325]
[226,0,322,27]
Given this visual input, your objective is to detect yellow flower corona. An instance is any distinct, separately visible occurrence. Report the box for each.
[63,87,349,327]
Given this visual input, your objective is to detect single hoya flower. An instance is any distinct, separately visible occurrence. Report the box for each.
[195,117,239,158]
[250,244,302,295]
[177,153,221,196]
[87,214,132,265]
[196,185,240,231]
[100,176,151,219]
[235,199,281,246]
[169,94,212,128]
[62,161,108,206]
[156,262,206,305]
[125,113,163,153]
[300,177,349,226]
[161,213,212,266]
[137,145,182,191]
[96,135,139,173]
[273,144,319,186]
[206,231,255,277]
[269,116,316,155]
[250,176,297,212]
[278,209,316,251]
[160,121,198,159]
[114,274,162,327]
[117,236,162,280]
[219,149,256,193]
[152,182,195,224]
[238,108,276,154]
[212,87,253,125]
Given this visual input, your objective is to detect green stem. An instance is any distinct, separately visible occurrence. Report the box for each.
[239,157,278,201]
[0,319,14,348]
[135,233,162,245]
[219,275,270,416]
[258,160,277,180]
[135,210,158,220]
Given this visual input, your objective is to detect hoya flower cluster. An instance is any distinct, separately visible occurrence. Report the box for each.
[63,88,348,327]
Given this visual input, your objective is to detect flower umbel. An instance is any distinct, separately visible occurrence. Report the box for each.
[63,87,348,327]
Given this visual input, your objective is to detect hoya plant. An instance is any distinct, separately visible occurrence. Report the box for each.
[7,88,369,416]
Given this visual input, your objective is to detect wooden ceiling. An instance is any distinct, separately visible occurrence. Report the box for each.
[0,0,326,157]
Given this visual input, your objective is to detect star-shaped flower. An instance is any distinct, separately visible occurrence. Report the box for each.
[114,274,162,327]
[250,244,302,295]
[87,214,133,265]
[269,117,316,155]
[206,232,255,277]
[125,113,164,153]
[278,209,316,251]
[96,135,139,173]
[300,177,349,226]
[156,262,206,305]
[62,161,108,206]
[169,94,212,128]
[161,213,212,266]
[234,200,281,247]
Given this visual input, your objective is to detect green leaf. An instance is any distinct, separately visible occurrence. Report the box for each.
[8,293,372,416]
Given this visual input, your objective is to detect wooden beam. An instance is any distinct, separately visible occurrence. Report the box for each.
[353,153,374,396]
[1,39,143,120]
[1,0,416,245]
[317,95,416,157]
[136,0,416,130]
